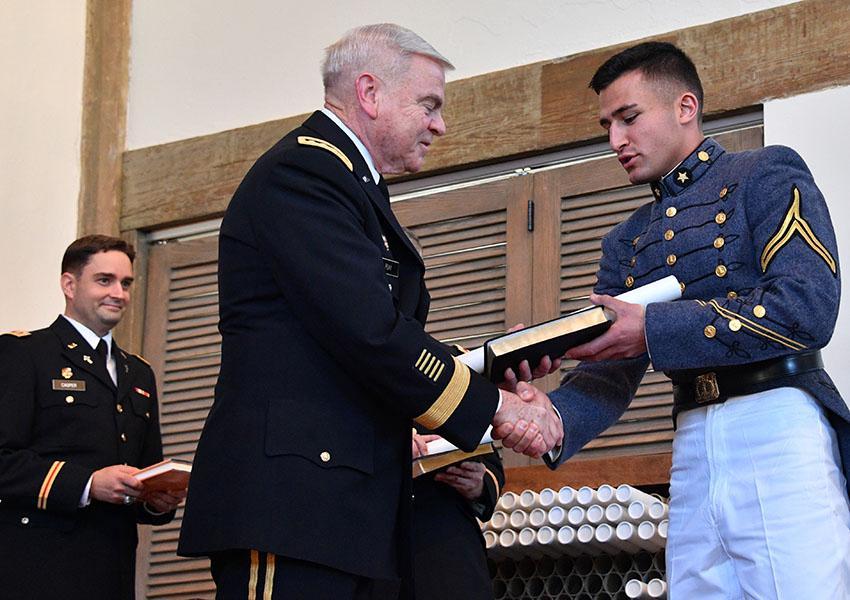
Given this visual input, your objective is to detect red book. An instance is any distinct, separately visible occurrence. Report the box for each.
[136,459,192,492]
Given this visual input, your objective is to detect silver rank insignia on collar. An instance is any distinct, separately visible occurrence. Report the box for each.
[83,355,93,364]
[362,175,371,183]
[381,234,390,251]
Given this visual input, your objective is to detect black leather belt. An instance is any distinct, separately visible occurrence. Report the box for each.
[670,350,824,418]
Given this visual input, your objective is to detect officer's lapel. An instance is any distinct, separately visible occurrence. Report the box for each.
[114,342,132,400]
[360,177,424,266]
[303,111,424,267]
[50,317,116,391]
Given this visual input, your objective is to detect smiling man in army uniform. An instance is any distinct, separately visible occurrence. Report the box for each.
[0,235,184,600]
[540,42,850,598]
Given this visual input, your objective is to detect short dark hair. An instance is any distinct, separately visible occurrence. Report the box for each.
[589,41,703,117]
[61,235,136,274]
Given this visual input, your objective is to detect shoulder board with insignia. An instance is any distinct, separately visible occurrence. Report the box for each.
[3,330,31,338]
[131,353,151,367]
[297,136,353,172]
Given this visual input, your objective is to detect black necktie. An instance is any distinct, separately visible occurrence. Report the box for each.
[96,339,110,379]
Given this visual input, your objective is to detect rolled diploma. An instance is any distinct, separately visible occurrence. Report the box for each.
[456,275,682,374]
[422,425,493,456]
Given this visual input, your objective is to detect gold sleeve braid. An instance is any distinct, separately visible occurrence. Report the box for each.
[37,460,65,510]
[483,465,501,498]
[415,357,470,430]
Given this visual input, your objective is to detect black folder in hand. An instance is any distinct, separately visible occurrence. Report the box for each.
[483,305,615,381]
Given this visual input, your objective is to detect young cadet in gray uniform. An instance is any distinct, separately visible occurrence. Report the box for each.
[0,235,184,600]
[541,42,850,598]
[178,24,559,600]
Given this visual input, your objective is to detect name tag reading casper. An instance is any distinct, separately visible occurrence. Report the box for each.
[382,257,400,278]
[52,379,86,392]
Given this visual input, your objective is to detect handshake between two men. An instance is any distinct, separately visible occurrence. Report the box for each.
[489,357,564,460]
[485,292,650,459]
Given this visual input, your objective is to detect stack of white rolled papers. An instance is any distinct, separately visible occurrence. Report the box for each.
[625,577,667,599]
[482,484,669,559]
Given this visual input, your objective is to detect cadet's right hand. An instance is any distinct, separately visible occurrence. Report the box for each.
[90,464,143,504]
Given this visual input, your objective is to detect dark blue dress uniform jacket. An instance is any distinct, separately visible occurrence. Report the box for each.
[177,111,499,581]
[549,139,850,487]
[0,316,171,600]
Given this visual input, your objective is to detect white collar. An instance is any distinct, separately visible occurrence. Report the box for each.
[62,314,113,353]
[320,107,381,185]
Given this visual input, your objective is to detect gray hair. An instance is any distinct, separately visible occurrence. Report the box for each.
[322,23,454,96]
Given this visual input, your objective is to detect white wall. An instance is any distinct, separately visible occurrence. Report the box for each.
[126,0,797,149]
[0,1,86,332]
[765,87,850,399]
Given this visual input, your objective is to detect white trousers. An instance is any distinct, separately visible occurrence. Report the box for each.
[667,387,850,600]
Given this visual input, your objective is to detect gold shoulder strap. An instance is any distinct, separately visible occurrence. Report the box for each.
[297,136,354,172]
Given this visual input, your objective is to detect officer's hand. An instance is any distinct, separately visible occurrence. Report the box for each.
[492,383,563,458]
[566,294,646,361]
[434,461,486,500]
[412,432,440,458]
[90,464,143,505]
[143,489,187,513]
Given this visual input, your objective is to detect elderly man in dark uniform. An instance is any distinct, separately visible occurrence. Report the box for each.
[538,42,850,598]
[178,23,560,600]
[0,235,184,600]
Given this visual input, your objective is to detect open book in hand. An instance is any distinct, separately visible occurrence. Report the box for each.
[135,458,192,492]
[412,428,497,478]
[457,275,682,381]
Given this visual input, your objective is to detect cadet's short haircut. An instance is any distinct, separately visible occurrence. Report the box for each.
[589,41,704,119]
[61,235,136,275]
[322,23,453,95]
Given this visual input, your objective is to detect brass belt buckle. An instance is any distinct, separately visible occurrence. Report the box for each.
[694,372,720,404]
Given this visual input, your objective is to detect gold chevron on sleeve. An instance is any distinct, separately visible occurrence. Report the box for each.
[707,299,806,351]
[297,136,354,172]
[760,186,837,274]
[37,460,65,510]
[415,357,470,430]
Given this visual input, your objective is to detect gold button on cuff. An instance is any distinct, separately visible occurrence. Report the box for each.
[666,207,677,218]
[320,451,331,463]
[704,325,716,339]
[666,254,677,266]
[727,291,738,300]
[720,187,728,198]
[120,433,128,443]
[65,396,74,404]
[116,404,124,413]
[715,265,728,277]
[698,151,710,162]
[625,275,635,288]
[753,305,766,318]
[664,229,675,241]
[715,212,727,225]
[714,236,725,249]
[729,319,742,332]
[679,282,686,293]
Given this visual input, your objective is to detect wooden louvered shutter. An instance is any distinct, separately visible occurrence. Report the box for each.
[137,236,220,599]
[394,176,537,468]
[530,127,764,459]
